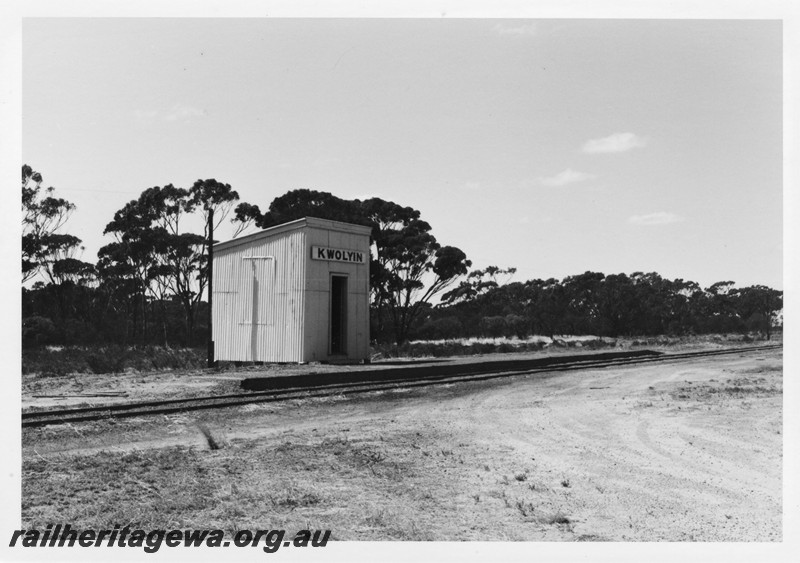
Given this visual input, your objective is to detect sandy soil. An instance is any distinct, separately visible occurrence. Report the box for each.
[22,347,781,541]
[21,357,476,409]
[21,339,761,410]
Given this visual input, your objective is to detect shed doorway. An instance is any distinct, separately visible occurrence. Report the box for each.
[330,274,348,355]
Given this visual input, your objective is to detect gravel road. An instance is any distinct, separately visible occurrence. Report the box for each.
[23,348,782,541]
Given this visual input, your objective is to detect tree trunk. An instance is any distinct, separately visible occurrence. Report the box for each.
[141,290,148,343]
[184,299,195,347]
[160,300,169,347]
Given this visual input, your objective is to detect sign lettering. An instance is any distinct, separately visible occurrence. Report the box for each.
[311,246,366,264]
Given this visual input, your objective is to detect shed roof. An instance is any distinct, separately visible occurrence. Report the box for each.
[214,216,373,254]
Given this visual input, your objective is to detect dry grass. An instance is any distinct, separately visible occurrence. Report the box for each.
[22,345,206,376]
[22,423,591,541]
[22,347,782,542]
[22,431,444,539]
[669,373,782,403]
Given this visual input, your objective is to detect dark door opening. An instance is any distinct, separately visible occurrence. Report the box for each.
[330,275,348,355]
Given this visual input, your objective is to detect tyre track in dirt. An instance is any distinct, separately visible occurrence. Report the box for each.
[23,349,782,541]
[445,350,782,540]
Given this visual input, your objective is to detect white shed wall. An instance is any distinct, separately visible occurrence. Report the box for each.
[212,229,306,362]
[304,225,371,362]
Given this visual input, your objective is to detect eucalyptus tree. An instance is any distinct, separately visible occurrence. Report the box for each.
[231,202,262,238]
[22,164,81,284]
[100,180,239,345]
[99,194,167,342]
[441,266,517,306]
[235,189,472,344]
[732,285,783,339]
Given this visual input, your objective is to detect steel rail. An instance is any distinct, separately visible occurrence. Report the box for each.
[22,344,780,428]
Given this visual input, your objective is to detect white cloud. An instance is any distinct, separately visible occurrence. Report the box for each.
[462,181,481,191]
[582,132,647,154]
[628,212,684,226]
[493,22,538,36]
[538,168,595,187]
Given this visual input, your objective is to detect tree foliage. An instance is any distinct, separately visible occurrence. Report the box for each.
[235,189,472,343]
[22,164,87,283]
[442,266,517,305]
[20,171,783,350]
[98,180,238,345]
[416,271,783,341]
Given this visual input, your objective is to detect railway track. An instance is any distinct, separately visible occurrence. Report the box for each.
[22,344,780,428]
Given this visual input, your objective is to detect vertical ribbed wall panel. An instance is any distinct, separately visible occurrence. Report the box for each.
[304,224,371,362]
[214,218,371,364]
[213,230,306,363]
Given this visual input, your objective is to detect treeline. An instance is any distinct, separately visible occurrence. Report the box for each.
[23,285,210,348]
[410,269,783,342]
[22,164,782,349]
[23,165,236,348]
[22,167,471,348]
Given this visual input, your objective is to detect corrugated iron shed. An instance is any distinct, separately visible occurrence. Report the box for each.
[212,217,371,363]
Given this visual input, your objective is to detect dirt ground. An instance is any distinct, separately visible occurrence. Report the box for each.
[22,347,782,541]
[20,338,763,410]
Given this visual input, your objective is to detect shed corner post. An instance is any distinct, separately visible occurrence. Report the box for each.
[207,206,215,368]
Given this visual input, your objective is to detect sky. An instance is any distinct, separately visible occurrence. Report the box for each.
[21,17,783,289]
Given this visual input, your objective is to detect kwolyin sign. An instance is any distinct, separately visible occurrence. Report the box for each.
[311,246,367,264]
